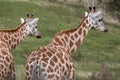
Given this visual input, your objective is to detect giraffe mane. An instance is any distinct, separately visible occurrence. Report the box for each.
[55,16,88,36]
[0,22,26,32]
[56,29,77,36]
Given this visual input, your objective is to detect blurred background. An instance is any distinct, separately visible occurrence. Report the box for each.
[0,0,120,80]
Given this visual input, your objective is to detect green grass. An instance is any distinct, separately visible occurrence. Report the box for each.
[0,0,120,80]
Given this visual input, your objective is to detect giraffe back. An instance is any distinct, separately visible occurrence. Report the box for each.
[26,42,74,80]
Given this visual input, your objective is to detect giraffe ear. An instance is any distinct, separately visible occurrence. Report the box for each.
[20,18,25,24]
[85,12,88,17]
[33,18,39,23]
[92,11,101,18]
[29,18,39,25]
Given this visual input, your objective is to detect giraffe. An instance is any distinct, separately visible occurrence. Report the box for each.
[0,14,41,80]
[25,7,108,80]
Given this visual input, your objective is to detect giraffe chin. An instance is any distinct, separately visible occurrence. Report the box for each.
[36,35,41,38]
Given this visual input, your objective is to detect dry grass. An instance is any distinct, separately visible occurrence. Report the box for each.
[87,63,116,80]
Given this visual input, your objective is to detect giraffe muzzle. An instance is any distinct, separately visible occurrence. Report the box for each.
[36,34,42,38]
[104,28,108,32]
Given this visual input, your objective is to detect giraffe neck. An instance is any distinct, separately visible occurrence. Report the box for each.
[51,17,89,54]
[0,22,29,51]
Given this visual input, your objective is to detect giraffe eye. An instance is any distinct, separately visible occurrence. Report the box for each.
[99,19,101,22]
[99,18,102,22]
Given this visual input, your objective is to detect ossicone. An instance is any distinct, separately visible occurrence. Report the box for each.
[26,13,34,18]
[89,6,96,12]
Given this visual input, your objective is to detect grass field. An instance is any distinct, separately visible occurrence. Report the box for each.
[0,0,120,80]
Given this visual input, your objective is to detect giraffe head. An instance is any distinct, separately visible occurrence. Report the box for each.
[20,14,42,38]
[85,7,108,32]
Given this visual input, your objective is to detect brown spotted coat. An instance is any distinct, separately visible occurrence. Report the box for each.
[25,17,90,80]
[26,7,108,80]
